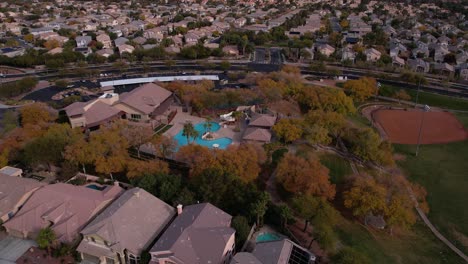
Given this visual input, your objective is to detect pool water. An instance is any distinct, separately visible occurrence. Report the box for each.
[174,122,233,149]
[86,184,106,191]
[256,232,281,242]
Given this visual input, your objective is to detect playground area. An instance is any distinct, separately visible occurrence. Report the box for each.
[367,106,467,144]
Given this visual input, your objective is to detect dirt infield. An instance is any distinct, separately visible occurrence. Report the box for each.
[372,108,468,144]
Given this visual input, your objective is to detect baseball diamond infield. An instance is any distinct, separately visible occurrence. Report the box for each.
[370,108,468,145]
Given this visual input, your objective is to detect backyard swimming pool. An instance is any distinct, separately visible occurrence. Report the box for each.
[86,184,106,191]
[256,232,281,242]
[174,122,233,149]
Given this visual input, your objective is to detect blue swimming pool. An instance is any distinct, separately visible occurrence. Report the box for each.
[174,122,233,149]
[256,232,281,242]
[86,184,105,191]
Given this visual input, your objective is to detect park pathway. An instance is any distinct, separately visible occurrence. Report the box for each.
[317,142,468,263]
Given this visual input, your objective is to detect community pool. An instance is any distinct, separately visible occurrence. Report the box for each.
[174,122,233,149]
[256,232,281,243]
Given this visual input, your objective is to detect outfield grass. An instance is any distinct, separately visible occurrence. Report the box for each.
[319,153,352,184]
[394,140,468,255]
[378,84,468,111]
[336,217,465,264]
[386,112,468,255]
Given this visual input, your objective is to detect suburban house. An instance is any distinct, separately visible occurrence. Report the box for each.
[64,83,174,129]
[365,48,382,62]
[118,44,135,54]
[243,114,277,143]
[316,44,335,57]
[64,93,125,129]
[97,33,113,49]
[149,203,236,264]
[3,183,123,243]
[76,36,93,48]
[231,239,316,264]
[113,82,174,123]
[77,188,176,264]
[0,173,45,222]
[407,58,431,73]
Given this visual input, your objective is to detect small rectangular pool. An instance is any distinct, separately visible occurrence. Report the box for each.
[86,184,106,191]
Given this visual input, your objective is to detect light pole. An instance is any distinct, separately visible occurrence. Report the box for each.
[415,104,430,157]
[414,76,422,108]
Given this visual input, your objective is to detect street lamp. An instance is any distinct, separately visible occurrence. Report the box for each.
[414,77,422,108]
[415,104,430,156]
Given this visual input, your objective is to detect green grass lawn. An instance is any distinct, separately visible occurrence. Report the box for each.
[336,217,465,264]
[389,113,468,255]
[378,84,468,111]
[319,153,352,184]
[394,141,468,255]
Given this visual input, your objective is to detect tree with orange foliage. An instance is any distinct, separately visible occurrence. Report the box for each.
[276,153,335,200]
[88,123,130,179]
[126,159,169,178]
[121,122,153,157]
[218,144,265,183]
[44,39,60,50]
[19,103,55,138]
[272,118,304,143]
[150,135,178,158]
[343,175,387,218]
[175,144,217,177]
[343,77,377,102]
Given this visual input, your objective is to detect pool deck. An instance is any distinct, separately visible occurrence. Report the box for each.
[164,109,241,145]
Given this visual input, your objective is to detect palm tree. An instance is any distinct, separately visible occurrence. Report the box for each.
[278,204,292,231]
[182,122,199,144]
[203,118,213,133]
[36,227,56,257]
[232,111,243,131]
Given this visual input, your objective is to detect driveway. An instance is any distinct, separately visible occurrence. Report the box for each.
[0,235,37,264]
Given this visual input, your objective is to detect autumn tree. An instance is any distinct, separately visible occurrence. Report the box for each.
[88,123,130,179]
[19,103,55,138]
[218,144,264,183]
[296,86,355,114]
[303,110,346,145]
[126,159,169,178]
[64,138,97,174]
[276,154,336,200]
[44,39,60,50]
[344,175,387,218]
[393,89,411,104]
[176,144,217,177]
[343,127,394,166]
[272,118,304,143]
[343,77,377,102]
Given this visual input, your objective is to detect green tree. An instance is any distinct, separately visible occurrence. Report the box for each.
[36,227,56,257]
[250,192,270,227]
[182,122,199,144]
[332,247,371,264]
[231,216,251,249]
[220,60,231,71]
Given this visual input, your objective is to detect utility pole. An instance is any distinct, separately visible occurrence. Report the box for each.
[415,105,431,156]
